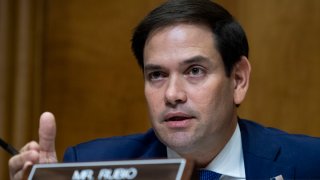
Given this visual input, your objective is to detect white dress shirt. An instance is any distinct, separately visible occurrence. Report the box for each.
[167,123,246,179]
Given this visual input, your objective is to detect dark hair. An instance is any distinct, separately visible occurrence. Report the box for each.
[131,0,249,76]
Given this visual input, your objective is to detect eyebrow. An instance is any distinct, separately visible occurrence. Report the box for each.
[180,55,211,66]
[144,55,212,72]
[144,64,162,72]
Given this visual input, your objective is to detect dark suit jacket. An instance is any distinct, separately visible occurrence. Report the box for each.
[63,119,320,179]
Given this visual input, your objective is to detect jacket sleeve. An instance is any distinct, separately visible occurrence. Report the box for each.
[63,146,77,162]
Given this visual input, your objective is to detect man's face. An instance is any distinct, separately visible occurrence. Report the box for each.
[143,23,239,154]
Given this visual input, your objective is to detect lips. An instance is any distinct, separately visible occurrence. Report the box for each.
[163,112,194,128]
[164,112,194,122]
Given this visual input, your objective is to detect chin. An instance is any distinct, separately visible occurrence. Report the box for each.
[161,131,197,152]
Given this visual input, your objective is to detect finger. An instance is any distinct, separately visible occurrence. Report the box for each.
[9,150,39,178]
[11,168,24,180]
[9,142,39,174]
[12,161,33,180]
[20,141,40,153]
[38,112,56,152]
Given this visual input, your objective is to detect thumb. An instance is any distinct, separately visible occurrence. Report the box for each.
[38,112,56,153]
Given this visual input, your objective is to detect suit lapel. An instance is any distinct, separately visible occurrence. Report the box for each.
[243,151,295,179]
[239,120,295,179]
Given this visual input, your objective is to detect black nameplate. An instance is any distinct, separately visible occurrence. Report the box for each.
[26,158,192,180]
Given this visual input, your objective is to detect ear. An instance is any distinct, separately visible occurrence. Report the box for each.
[232,56,251,105]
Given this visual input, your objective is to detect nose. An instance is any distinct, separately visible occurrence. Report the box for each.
[165,76,187,107]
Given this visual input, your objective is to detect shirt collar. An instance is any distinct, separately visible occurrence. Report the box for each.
[167,123,245,179]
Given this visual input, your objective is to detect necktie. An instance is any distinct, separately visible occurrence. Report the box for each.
[198,169,222,180]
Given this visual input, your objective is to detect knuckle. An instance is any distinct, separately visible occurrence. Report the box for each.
[21,141,39,152]
[8,156,15,168]
[26,150,40,162]
[29,140,38,146]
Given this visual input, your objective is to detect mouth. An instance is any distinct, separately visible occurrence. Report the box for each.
[165,116,193,122]
[164,112,194,121]
[163,112,194,128]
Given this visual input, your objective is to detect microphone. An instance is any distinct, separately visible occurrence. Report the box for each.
[0,138,19,156]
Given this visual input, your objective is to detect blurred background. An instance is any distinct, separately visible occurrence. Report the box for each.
[1,0,320,179]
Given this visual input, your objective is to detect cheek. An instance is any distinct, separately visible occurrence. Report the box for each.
[190,91,219,118]
[145,87,163,116]
[189,79,233,116]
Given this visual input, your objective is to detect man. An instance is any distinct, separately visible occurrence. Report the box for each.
[9,0,320,179]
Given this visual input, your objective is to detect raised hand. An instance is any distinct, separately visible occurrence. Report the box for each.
[8,112,58,180]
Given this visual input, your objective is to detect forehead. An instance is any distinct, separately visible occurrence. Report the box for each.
[143,23,221,66]
[146,23,215,47]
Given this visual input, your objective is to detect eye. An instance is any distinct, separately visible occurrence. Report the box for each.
[148,71,166,81]
[187,66,205,77]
